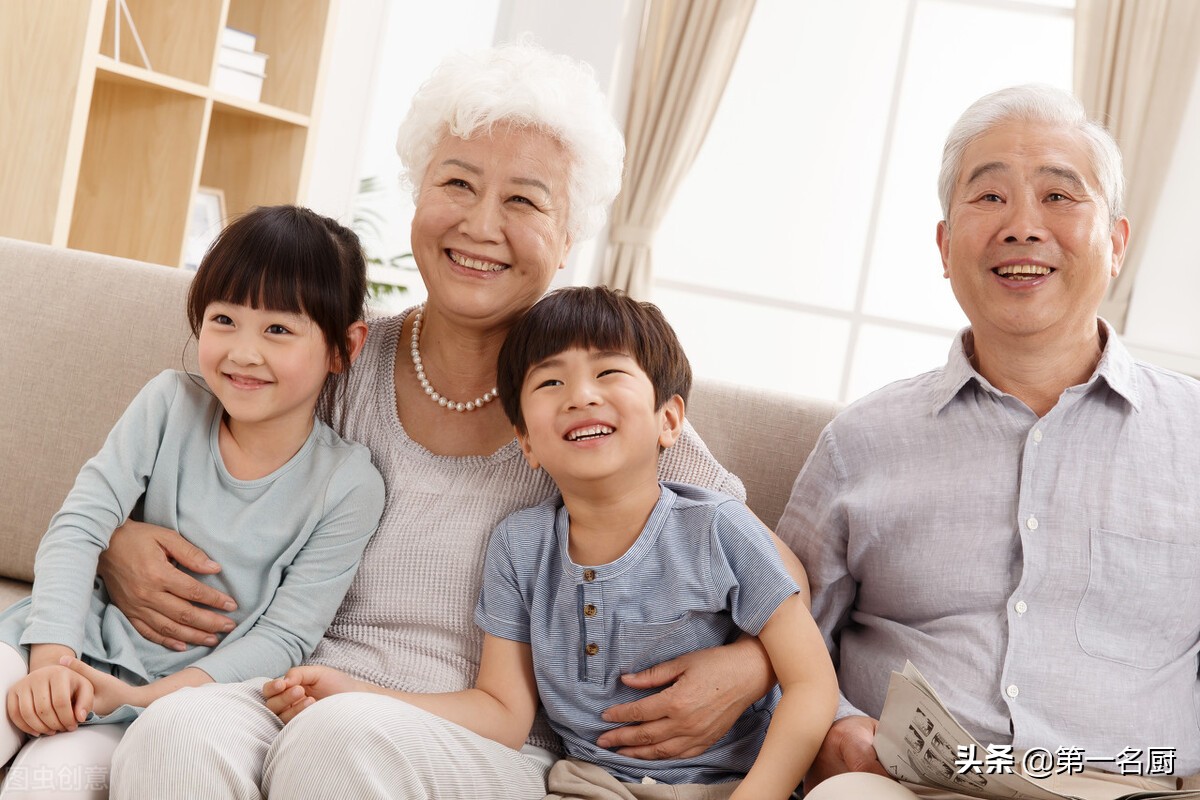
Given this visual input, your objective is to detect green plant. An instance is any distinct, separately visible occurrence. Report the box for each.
[352,176,419,301]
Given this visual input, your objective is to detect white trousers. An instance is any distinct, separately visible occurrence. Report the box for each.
[805,769,1179,800]
[0,645,129,799]
[109,679,551,799]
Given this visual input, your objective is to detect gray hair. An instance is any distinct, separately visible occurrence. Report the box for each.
[937,84,1125,224]
[395,41,625,242]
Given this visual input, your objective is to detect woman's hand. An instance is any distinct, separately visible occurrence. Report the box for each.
[98,520,237,651]
[263,666,370,724]
[6,665,92,736]
[596,637,773,759]
[62,657,139,717]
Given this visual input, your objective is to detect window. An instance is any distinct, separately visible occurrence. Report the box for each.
[652,0,1074,403]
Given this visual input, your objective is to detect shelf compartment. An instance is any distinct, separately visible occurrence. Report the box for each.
[69,79,206,267]
[99,0,223,86]
[226,0,331,115]
[0,0,101,244]
[201,108,308,221]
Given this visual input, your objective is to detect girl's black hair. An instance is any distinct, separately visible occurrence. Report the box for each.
[186,205,368,407]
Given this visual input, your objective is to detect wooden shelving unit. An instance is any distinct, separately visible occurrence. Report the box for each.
[0,0,335,268]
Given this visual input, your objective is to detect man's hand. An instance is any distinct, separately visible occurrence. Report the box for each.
[62,657,139,717]
[98,520,237,650]
[263,666,368,724]
[6,665,92,736]
[596,639,772,760]
[805,715,891,789]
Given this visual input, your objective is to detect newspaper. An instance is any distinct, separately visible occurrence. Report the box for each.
[872,662,1200,800]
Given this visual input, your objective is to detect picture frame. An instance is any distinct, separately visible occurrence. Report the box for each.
[183,187,226,271]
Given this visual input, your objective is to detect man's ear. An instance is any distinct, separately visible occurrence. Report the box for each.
[936,220,951,279]
[333,321,370,373]
[517,426,540,470]
[1109,216,1131,278]
[658,395,685,449]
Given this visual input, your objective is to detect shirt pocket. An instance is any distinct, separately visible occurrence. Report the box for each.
[1074,528,1200,670]
[613,612,730,680]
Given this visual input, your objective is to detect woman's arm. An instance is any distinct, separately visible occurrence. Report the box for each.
[596,634,774,759]
[98,520,236,650]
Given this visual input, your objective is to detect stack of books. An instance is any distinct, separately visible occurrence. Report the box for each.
[214,27,268,103]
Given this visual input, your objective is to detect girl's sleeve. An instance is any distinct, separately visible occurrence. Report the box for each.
[21,371,179,653]
[189,447,385,683]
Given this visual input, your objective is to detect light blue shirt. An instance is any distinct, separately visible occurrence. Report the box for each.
[0,370,384,713]
[780,322,1200,776]
[476,482,799,784]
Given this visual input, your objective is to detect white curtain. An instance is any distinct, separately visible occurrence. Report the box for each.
[1074,0,1200,331]
[599,0,755,299]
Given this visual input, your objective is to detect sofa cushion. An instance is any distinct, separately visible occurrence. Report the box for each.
[688,378,839,531]
[0,238,194,583]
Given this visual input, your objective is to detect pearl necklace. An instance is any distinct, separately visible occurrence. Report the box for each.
[409,307,498,413]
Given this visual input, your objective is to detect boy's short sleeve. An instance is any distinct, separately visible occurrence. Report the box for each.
[474,519,532,644]
[707,499,800,636]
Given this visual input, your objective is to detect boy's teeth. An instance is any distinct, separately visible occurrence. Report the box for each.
[450,252,507,272]
[567,424,614,441]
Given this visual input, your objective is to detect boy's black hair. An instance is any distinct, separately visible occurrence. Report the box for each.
[186,205,368,403]
[497,286,692,433]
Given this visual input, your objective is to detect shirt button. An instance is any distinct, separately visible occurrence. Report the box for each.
[1015,600,1028,614]
[584,604,597,617]
[583,569,596,582]
[1032,428,1043,443]
[585,643,599,656]
[1006,684,1019,699]
[1026,516,1038,531]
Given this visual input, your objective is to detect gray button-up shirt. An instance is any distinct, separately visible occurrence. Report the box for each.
[780,322,1200,775]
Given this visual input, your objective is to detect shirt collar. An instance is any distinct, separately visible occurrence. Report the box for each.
[929,319,1141,414]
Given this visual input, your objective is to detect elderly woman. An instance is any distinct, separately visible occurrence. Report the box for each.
[99,43,786,798]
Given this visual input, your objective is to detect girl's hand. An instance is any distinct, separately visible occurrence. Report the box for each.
[62,657,139,717]
[6,665,93,736]
[98,519,237,651]
[262,666,369,724]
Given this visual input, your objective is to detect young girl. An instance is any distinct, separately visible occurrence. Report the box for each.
[0,205,384,793]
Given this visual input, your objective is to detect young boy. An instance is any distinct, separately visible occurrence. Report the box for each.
[265,287,836,799]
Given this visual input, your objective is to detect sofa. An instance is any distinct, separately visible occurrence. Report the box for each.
[0,235,841,609]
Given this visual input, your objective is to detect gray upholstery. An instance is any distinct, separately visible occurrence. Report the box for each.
[0,236,838,608]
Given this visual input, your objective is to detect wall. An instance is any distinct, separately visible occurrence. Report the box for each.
[303,0,389,220]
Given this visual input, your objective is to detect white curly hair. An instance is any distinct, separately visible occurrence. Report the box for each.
[396,41,626,242]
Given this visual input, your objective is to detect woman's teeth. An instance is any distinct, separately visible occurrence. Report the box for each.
[449,252,507,272]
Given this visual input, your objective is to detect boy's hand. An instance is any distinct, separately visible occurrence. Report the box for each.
[62,657,139,717]
[263,666,367,724]
[6,665,93,736]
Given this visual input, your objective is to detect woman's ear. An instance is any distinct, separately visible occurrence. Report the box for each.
[658,395,685,450]
[333,321,370,373]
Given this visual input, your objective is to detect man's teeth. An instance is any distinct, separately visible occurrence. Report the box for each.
[996,264,1052,280]
[567,425,614,441]
[449,252,507,272]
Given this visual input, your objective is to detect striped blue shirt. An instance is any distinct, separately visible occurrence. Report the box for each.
[476,482,799,785]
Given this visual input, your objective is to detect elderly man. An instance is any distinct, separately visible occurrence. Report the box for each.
[781,84,1200,800]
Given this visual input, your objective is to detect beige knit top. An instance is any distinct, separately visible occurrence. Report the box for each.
[306,308,745,750]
